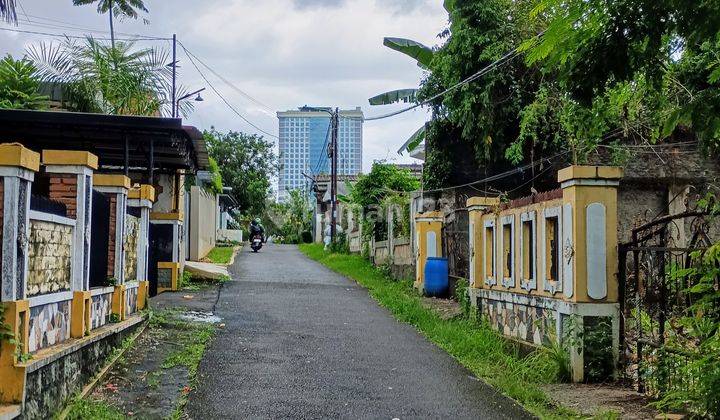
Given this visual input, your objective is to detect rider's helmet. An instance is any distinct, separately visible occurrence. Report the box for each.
[254,218,261,225]
[251,219,258,226]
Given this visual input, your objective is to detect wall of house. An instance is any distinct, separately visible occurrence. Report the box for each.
[28,300,71,353]
[124,215,140,280]
[90,290,113,329]
[27,219,73,296]
[188,186,217,261]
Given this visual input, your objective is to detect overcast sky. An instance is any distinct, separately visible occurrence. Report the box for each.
[0,0,449,172]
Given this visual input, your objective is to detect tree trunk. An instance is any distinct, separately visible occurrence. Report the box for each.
[108,0,115,49]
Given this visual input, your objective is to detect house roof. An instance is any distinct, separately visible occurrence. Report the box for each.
[0,109,208,173]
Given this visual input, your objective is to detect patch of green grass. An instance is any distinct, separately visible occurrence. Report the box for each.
[64,398,124,420]
[205,246,234,265]
[298,243,577,419]
[161,324,214,381]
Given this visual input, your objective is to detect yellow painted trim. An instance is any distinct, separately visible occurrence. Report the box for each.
[42,150,99,169]
[93,174,131,189]
[71,291,92,337]
[157,262,180,293]
[0,143,40,172]
[137,281,149,310]
[111,285,127,321]
[413,218,443,290]
[0,300,29,404]
[557,165,624,183]
[129,185,156,202]
[466,197,500,208]
[150,212,183,221]
[414,211,443,221]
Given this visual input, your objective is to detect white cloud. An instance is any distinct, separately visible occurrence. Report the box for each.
[0,0,447,171]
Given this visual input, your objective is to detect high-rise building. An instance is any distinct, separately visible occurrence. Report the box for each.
[277,106,363,202]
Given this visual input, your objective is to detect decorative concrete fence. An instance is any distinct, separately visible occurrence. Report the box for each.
[466,165,622,382]
[0,145,149,416]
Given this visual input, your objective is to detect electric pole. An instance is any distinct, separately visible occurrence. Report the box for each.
[171,34,177,118]
[330,107,339,242]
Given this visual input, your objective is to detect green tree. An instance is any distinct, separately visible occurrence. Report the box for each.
[27,37,183,116]
[0,54,48,110]
[349,162,419,208]
[72,0,148,49]
[204,127,279,217]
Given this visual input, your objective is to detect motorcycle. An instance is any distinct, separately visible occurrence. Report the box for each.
[251,233,263,252]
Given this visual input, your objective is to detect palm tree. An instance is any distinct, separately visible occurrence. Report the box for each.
[0,0,17,24]
[27,36,192,117]
[72,0,148,49]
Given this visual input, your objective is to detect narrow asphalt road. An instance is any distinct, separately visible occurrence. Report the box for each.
[187,244,530,419]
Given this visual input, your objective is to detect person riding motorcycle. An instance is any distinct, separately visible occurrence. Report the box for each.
[249,218,265,243]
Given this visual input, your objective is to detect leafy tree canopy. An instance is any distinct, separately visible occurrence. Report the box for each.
[0,54,48,110]
[349,162,419,208]
[204,127,278,217]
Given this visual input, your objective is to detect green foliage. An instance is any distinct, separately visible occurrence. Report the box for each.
[28,37,178,116]
[328,231,349,254]
[109,313,121,323]
[205,246,234,265]
[453,277,471,317]
[299,243,575,418]
[383,37,435,69]
[205,157,224,195]
[161,323,214,382]
[65,398,125,420]
[204,127,278,216]
[265,189,313,244]
[349,162,419,208]
[0,55,48,110]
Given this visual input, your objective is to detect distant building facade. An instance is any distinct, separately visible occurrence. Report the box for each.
[277,106,363,202]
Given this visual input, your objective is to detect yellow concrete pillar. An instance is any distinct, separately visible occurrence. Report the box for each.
[111,284,127,321]
[137,281,149,310]
[71,291,91,337]
[467,197,501,289]
[0,300,29,404]
[157,262,180,293]
[413,211,443,291]
[559,166,622,304]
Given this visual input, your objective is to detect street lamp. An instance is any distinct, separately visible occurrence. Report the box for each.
[175,88,205,118]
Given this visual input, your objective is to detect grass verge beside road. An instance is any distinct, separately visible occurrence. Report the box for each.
[205,246,235,265]
[299,243,579,419]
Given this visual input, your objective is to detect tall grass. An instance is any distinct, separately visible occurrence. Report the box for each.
[299,243,576,419]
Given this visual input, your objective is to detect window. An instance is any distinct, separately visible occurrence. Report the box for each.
[520,211,536,291]
[543,206,562,293]
[501,215,515,288]
[483,219,496,286]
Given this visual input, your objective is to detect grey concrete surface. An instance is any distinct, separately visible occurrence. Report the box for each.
[187,244,531,419]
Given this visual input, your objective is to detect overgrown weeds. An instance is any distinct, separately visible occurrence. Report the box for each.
[299,243,576,418]
[205,246,235,265]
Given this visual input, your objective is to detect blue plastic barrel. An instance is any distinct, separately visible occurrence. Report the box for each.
[424,257,449,297]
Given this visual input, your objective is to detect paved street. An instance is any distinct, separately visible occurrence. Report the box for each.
[187,244,529,419]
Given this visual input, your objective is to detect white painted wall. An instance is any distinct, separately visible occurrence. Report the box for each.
[188,186,218,261]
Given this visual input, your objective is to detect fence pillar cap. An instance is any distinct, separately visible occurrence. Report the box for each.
[414,211,443,221]
[0,143,39,172]
[42,150,98,170]
[93,173,131,189]
[129,184,156,203]
[466,196,500,209]
[557,165,623,183]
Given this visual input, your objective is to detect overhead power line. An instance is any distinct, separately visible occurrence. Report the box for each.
[0,25,169,41]
[179,42,279,139]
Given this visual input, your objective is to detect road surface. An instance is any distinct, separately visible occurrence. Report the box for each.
[187,244,530,419]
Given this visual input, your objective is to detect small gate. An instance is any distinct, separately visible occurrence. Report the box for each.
[148,223,174,296]
[443,209,469,289]
[89,190,110,287]
[618,210,713,394]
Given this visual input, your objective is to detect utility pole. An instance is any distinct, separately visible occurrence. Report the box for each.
[330,107,339,241]
[171,34,177,118]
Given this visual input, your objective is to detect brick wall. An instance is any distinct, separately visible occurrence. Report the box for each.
[49,175,77,218]
[107,195,116,277]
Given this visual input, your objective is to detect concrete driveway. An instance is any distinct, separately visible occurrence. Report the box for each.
[187,244,530,419]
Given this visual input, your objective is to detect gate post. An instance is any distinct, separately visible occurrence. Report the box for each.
[466,197,500,309]
[413,211,443,291]
[42,150,98,292]
[558,165,623,382]
[0,143,39,404]
[128,184,155,309]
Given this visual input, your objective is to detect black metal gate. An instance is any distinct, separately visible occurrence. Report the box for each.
[443,209,469,293]
[618,211,713,394]
[148,223,173,296]
[89,190,110,287]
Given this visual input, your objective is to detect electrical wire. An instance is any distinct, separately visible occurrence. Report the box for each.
[0,25,169,41]
[181,46,275,113]
[179,42,279,139]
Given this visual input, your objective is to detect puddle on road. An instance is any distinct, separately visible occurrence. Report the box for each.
[178,311,222,324]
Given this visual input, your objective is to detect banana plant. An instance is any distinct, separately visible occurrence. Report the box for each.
[369,37,435,155]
